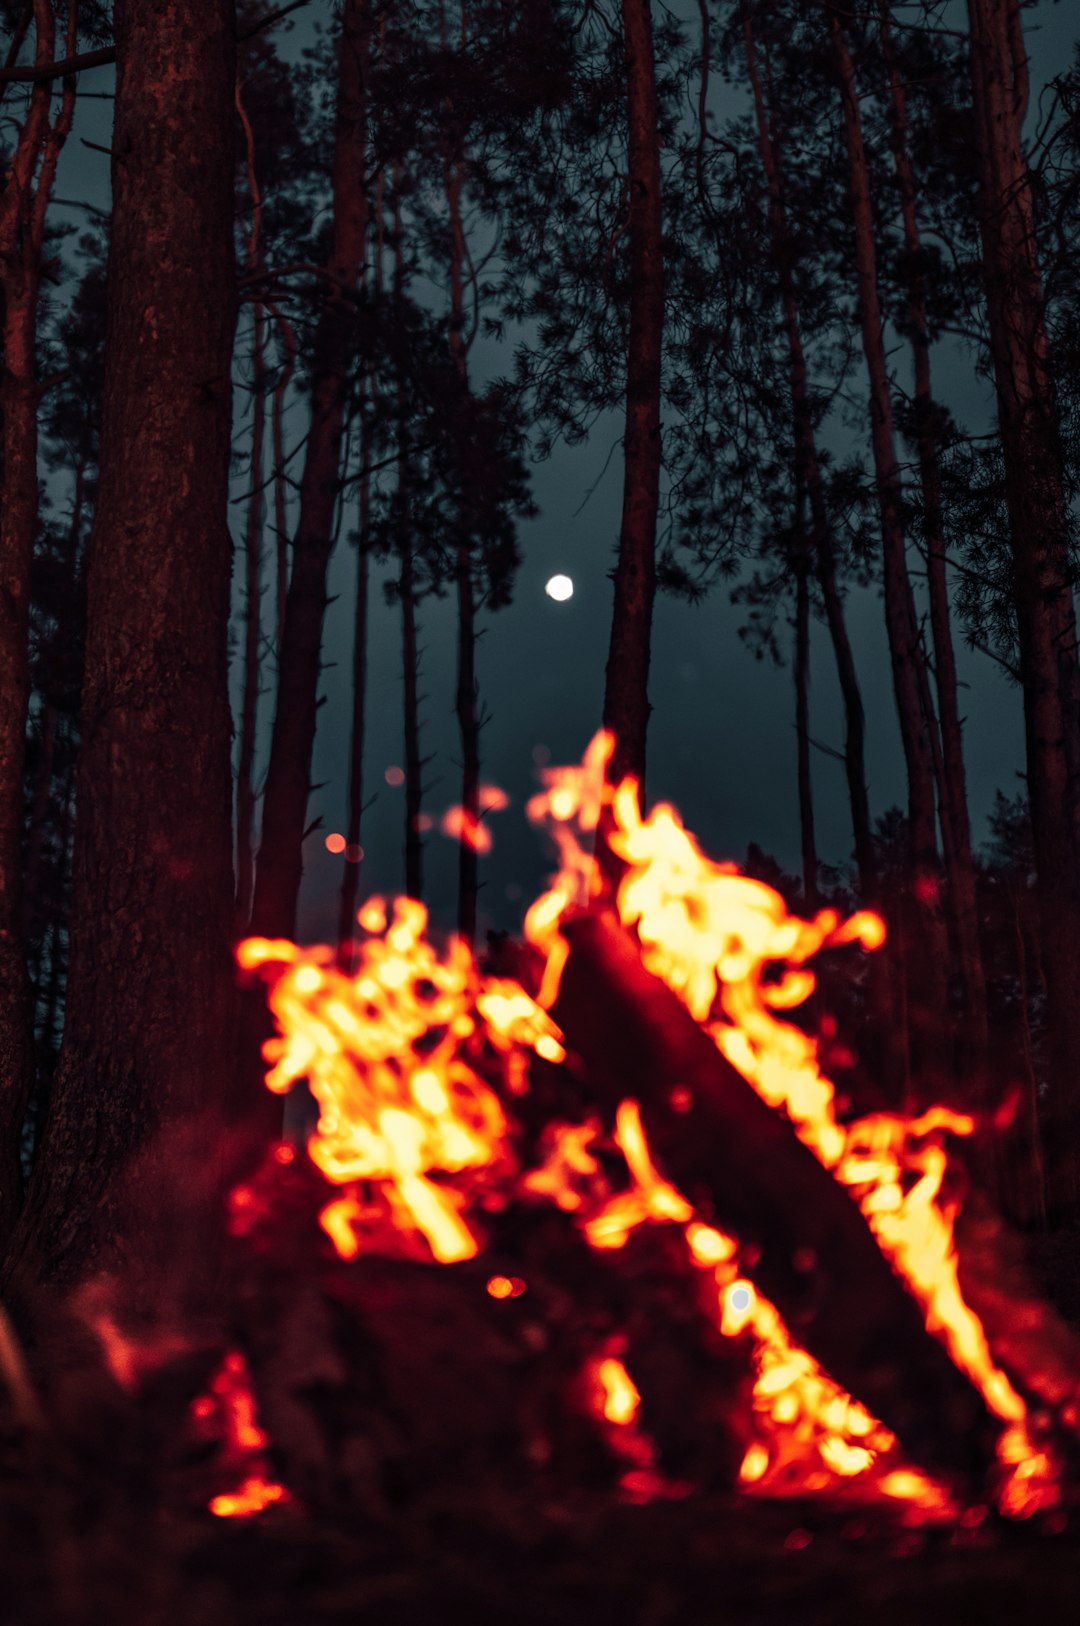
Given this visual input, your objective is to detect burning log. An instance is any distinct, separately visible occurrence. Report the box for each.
[551,910,998,1484]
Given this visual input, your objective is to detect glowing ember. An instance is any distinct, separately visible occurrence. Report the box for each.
[487,1274,527,1299]
[195,1351,289,1519]
[597,1357,641,1425]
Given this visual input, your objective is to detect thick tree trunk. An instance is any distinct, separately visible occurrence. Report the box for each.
[0,1,76,1248]
[828,6,951,1073]
[5,0,238,1288]
[968,0,1080,1220]
[879,0,987,1078]
[601,0,663,816]
[249,0,370,943]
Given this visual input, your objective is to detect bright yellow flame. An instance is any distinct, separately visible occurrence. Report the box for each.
[598,1357,640,1425]
[238,733,1059,1518]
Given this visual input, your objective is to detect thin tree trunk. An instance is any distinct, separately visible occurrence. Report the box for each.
[443,36,481,945]
[968,0,1080,1220]
[794,532,818,909]
[269,303,295,658]
[742,9,878,904]
[742,7,897,1081]
[250,0,370,943]
[5,0,238,1288]
[0,0,77,1248]
[1011,887,1046,1228]
[827,4,951,1072]
[601,0,664,824]
[879,0,988,1076]
[391,178,424,904]
[337,394,370,971]
[234,80,266,933]
[400,527,423,903]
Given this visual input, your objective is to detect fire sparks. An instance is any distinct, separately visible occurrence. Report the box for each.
[238,733,1062,1519]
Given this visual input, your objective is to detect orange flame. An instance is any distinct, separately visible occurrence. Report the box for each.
[238,733,1059,1518]
[196,1351,290,1519]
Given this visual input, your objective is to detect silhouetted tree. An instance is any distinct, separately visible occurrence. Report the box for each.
[5,0,239,1288]
[968,0,1080,1220]
[251,0,372,943]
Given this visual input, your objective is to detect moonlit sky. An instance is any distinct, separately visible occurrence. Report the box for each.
[39,1,1080,944]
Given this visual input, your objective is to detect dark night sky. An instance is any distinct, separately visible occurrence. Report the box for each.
[44,0,1080,945]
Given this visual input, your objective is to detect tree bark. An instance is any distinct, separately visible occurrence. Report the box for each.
[234,80,267,935]
[827,5,951,1073]
[337,400,370,972]
[5,0,239,1288]
[269,305,295,657]
[444,72,481,946]
[0,0,76,1248]
[879,0,988,1078]
[601,0,664,828]
[967,0,1080,1220]
[391,177,424,905]
[249,0,370,943]
[794,532,818,909]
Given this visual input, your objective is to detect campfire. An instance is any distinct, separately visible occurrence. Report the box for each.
[216,734,1077,1533]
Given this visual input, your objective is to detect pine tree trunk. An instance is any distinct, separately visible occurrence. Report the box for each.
[235,306,266,934]
[455,555,480,943]
[794,542,818,909]
[270,307,295,657]
[234,82,267,934]
[392,181,424,905]
[445,115,481,945]
[400,529,424,903]
[743,7,897,1080]
[4,0,238,1288]
[601,0,664,812]
[0,0,76,1249]
[879,0,988,1077]
[250,0,370,943]
[828,5,951,1073]
[337,404,370,971]
[967,0,1080,1220]
[742,7,877,905]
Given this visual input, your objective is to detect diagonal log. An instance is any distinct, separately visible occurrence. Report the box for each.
[550,911,997,1484]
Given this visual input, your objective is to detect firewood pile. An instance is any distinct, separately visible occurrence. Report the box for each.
[3,743,1080,1622]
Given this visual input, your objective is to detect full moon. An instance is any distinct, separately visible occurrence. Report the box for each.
[545,574,574,602]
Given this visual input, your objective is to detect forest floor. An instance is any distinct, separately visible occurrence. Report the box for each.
[3,1474,1078,1625]
[2,1188,1078,1625]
